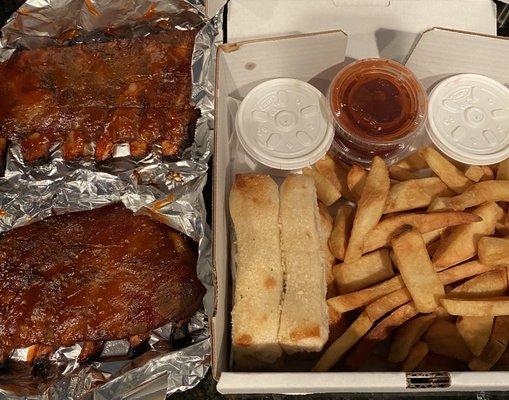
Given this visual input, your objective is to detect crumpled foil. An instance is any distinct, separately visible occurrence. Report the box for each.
[0,0,221,398]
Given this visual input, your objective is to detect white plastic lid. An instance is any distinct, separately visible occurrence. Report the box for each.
[426,74,509,165]
[235,78,334,170]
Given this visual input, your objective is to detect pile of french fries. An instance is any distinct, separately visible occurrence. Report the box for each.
[304,147,509,373]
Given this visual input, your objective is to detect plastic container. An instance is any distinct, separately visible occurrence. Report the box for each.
[235,78,334,170]
[328,58,428,167]
[426,73,509,165]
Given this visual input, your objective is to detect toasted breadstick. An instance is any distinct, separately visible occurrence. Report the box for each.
[278,175,329,353]
[230,174,284,365]
[317,201,337,298]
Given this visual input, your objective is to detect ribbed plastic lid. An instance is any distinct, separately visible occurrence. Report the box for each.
[426,74,509,165]
[235,78,334,170]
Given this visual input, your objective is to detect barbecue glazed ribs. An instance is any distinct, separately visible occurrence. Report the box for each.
[0,30,199,162]
[0,204,204,361]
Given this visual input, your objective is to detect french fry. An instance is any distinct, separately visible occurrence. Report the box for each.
[481,166,495,181]
[312,312,373,372]
[450,269,505,356]
[495,351,509,369]
[469,317,509,371]
[448,180,509,211]
[389,165,424,181]
[333,249,394,294]
[328,305,348,344]
[317,201,337,298]
[394,152,428,171]
[392,229,445,313]
[424,319,473,362]
[451,269,508,298]
[420,147,472,193]
[347,164,368,201]
[314,154,352,200]
[441,297,509,317]
[457,316,493,357]
[464,165,494,182]
[427,239,442,258]
[421,228,446,245]
[427,197,452,212]
[439,260,495,286]
[362,211,481,253]
[478,237,509,268]
[433,202,504,271]
[328,260,493,315]
[403,341,428,371]
[365,287,412,321]
[388,313,436,363]
[496,214,509,237]
[497,159,509,180]
[383,177,453,214]
[329,204,355,260]
[344,303,418,370]
[327,275,405,314]
[345,157,389,263]
[464,165,485,183]
[303,166,341,206]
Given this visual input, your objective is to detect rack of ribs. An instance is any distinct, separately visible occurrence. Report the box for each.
[0,204,204,363]
[0,30,199,162]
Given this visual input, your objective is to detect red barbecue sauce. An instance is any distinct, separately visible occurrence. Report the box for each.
[329,59,427,165]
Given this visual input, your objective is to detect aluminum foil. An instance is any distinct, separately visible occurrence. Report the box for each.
[0,0,222,398]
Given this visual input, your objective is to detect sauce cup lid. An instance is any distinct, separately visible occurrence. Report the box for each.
[235,78,334,170]
[426,73,509,165]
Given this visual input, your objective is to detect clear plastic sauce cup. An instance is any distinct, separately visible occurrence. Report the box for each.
[328,58,428,167]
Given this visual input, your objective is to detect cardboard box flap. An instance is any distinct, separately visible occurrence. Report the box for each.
[405,27,509,90]
[215,30,348,96]
[212,29,348,380]
[206,0,226,18]
[227,0,496,61]
[217,372,407,394]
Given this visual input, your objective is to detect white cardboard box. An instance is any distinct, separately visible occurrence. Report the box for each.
[212,27,509,394]
[226,0,497,61]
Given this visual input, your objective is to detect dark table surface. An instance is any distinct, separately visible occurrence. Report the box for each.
[1,1,509,399]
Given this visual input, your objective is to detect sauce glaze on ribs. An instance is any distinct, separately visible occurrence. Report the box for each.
[0,30,199,162]
[0,204,204,359]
